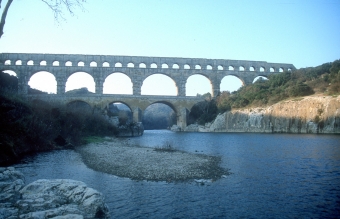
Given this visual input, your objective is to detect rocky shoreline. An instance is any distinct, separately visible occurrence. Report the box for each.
[76,138,228,182]
[0,167,110,219]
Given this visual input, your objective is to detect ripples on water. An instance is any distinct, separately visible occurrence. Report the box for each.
[13,131,340,218]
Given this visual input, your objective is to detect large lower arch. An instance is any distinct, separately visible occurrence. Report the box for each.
[220,75,243,93]
[141,74,177,96]
[67,100,93,112]
[28,71,57,94]
[66,72,95,93]
[107,101,133,125]
[186,74,212,96]
[253,76,269,83]
[103,73,133,94]
[143,102,177,130]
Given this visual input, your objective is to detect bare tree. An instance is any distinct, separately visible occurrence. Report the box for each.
[0,0,86,39]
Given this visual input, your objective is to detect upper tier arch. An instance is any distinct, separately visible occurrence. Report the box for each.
[0,53,296,96]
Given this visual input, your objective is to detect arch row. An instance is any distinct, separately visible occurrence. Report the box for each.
[0,65,285,97]
[1,53,296,74]
[28,94,198,130]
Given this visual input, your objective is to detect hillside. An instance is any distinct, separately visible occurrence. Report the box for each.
[189,59,340,125]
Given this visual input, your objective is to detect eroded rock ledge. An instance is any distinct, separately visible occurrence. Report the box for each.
[0,167,109,219]
[76,139,228,182]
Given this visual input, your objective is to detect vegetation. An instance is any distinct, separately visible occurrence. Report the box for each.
[190,59,340,125]
[0,72,118,165]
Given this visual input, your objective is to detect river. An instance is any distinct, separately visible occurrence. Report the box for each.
[13,131,340,218]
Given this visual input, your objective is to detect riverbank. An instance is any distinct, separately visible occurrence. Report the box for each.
[76,138,228,182]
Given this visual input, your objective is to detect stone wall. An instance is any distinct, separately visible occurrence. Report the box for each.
[184,95,340,134]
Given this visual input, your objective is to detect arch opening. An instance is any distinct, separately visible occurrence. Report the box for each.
[253,76,269,83]
[150,63,157,68]
[239,66,245,71]
[90,61,97,67]
[162,63,169,69]
[184,64,190,69]
[139,63,146,68]
[2,70,17,77]
[172,64,179,69]
[4,60,11,65]
[279,67,284,72]
[65,61,72,67]
[260,67,265,72]
[53,61,59,66]
[107,102,133,126]
[40,61,47,66]
[249,66,255,71]
[270,67,275,72]
[78,61,85,67]
[127,63,134,68]
[143,103,176,130]
[65,72,95,93]
[220,75,243,93]
[218,65,223,70]
[103,73,133,94]
[186,74,212,96]
[28,71,57,94]
[27,60,34,66]
[115,62,122,67]
[195,65,201,70]
[141,74,177,96]
[207,65,212,70]
[15,60,22,65]
[103,62,110,67]
[228,66,234,71]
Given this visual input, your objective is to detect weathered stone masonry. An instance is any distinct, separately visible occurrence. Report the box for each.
[0,53,296,129]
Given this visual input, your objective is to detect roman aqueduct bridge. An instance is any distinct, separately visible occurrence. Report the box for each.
[0,53,296,129]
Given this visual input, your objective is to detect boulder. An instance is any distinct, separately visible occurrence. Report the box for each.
[0,168,110,219]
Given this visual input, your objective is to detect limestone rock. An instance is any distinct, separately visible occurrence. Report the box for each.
[170,125,181,132]
[0,168,110,219]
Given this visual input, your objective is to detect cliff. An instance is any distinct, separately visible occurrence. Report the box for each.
[184,95,340,134]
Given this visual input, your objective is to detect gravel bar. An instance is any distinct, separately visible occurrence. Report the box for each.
[76,138,228,182]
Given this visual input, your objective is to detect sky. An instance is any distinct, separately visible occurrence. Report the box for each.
[1,0,339,95]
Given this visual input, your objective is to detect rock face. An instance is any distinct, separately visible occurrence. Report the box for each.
[0,167,109,219]
[184,96,340,134]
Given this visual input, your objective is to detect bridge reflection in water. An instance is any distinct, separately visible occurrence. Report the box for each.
[0,53,296,129]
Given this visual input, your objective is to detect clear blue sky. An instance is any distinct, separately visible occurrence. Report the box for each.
[1,0,339,94]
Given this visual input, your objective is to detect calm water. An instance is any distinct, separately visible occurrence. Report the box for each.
[13,131,340,218]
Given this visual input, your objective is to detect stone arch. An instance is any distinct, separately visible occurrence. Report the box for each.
[102,62,110,67]
[4,60,11,65]
[27,60,34,65]
[172,64,179,69]
[270,67,275,72]
[115,62,122,67]
[78,61,85,67]
[15,60,22,65]
[218,65,223,70]
[239,66,245,71]
[127,62,134,68]
[107,101,133,125]
[65,71,95,93]
[195,65,201,70]
[186,74,213,96]
[2,70,17,77]
[141,73,177,96]
[90,61,97,67]
[184,64,190,69]
[66,100,93,112]
[253,76,269,83]
[249,66,255,71]
[279,67,284,72]
[228,66,234,71]
[139,63,146,68]
[207,65,213,70]
[28,71,57,94]
[260,66,265,72]
[65,61,72,66]
[40,60,47,66]
[220,75,244,92]
[103,72,133,94]
[52,61,59,66]
[150,63,157,68]
[143,101,177,130]
[162,63,169,68]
